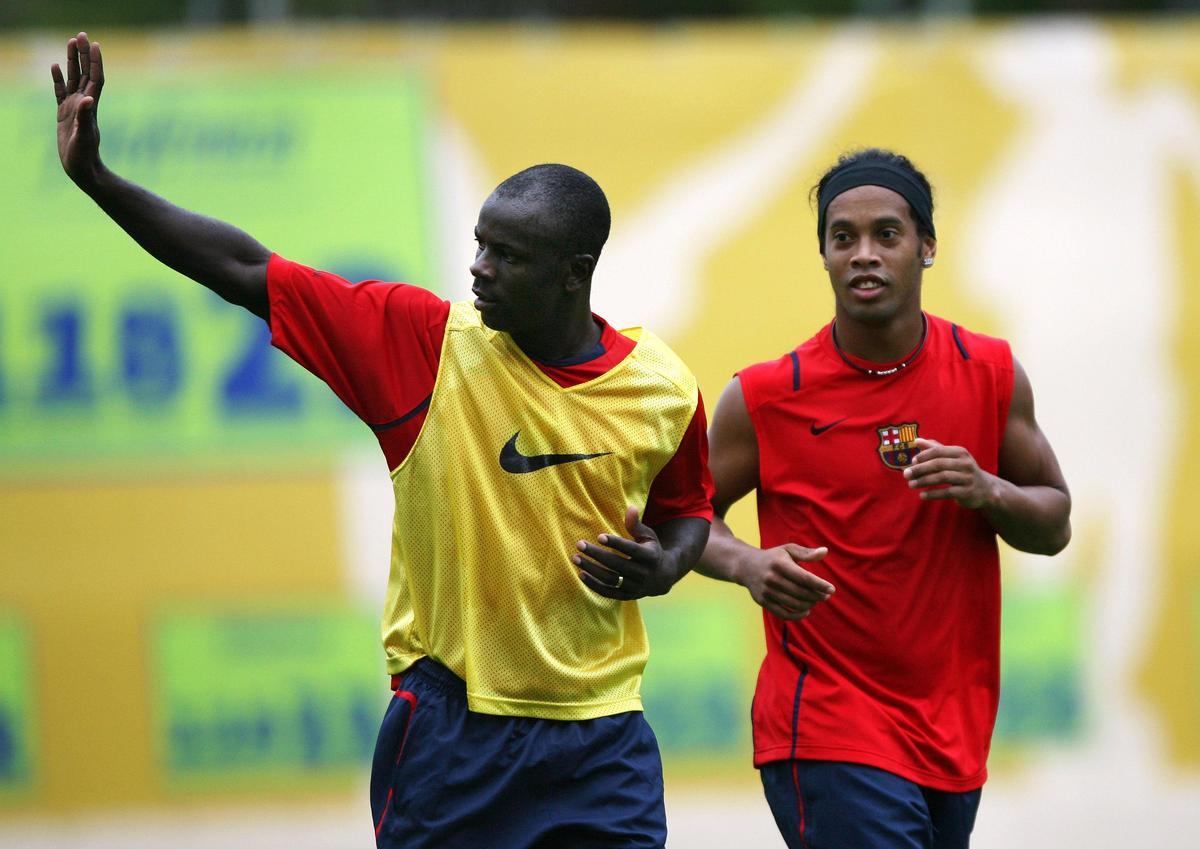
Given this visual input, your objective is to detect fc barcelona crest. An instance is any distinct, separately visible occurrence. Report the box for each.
[877,422,920,470]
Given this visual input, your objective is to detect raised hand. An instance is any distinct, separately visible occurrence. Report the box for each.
[737,543,833,621]
[51,32,105,182]
[45,31,272,317]
[574,506,675,600]
[904,437,997,508]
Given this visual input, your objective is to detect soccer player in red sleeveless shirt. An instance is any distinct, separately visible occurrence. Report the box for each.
[698,149,1071,849]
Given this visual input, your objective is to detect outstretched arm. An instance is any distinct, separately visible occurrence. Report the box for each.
[695,377,834,620]
[904,358,1071,555]
[53,32,271,318]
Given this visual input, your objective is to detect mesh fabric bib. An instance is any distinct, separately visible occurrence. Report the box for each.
[382,301,698,719]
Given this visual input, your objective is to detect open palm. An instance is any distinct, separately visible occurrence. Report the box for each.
[50,32,104,180]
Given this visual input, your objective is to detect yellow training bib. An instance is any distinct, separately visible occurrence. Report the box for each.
[381,301,698,719]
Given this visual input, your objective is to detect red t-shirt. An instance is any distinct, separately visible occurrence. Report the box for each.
[739,314,1013,792]
[266,254,713,525]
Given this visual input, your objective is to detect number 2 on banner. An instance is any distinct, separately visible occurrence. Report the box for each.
[220,320,302,414]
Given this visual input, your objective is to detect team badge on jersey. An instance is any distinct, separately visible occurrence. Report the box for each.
[877,423,920,469]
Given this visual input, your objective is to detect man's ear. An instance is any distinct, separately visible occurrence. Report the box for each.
[564,253,597,292]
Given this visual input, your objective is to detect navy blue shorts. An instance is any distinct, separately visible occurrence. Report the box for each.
[370,658,667,849]
[760,760,982,849]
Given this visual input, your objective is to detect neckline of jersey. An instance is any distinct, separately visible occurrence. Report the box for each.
[493,317,644,394]
[827,313,930,377]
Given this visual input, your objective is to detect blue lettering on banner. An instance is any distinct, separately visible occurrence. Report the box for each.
[101,114,297,177]
[995,665,1083,742]
[165,689,381,773]
[220,319,302,415]
[120,302,182,405]
[38,303,93,405]
[0,706,16,782]
[154,607,387,787]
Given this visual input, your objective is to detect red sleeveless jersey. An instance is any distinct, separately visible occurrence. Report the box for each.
[739,314,1013,792]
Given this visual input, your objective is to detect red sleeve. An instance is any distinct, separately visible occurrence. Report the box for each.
[266,253,449,429]
[642,393,715,526]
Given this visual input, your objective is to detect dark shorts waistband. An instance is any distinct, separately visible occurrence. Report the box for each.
[390,657,466,700]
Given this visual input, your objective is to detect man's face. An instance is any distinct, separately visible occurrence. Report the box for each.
[822,184,935,326]
[470,193,572,336]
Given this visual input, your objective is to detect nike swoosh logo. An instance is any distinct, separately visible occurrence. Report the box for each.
[810,418,847,436]
[498,431,611,474]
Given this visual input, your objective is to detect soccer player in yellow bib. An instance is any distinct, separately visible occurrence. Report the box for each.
[53,32,714,849]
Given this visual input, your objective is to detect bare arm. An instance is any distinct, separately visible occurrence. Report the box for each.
[695,377,765,583]
[904,358,1071,555]
[53,33,271,318]
[695,377,834,620]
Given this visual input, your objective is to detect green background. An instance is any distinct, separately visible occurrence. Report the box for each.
[0,72,432,474]
[152,603,384,792]
[0,615,35,797]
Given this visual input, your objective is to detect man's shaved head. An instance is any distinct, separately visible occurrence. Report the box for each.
[491,164,611,260]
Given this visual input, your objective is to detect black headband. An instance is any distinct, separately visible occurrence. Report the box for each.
[817,161,935,247]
